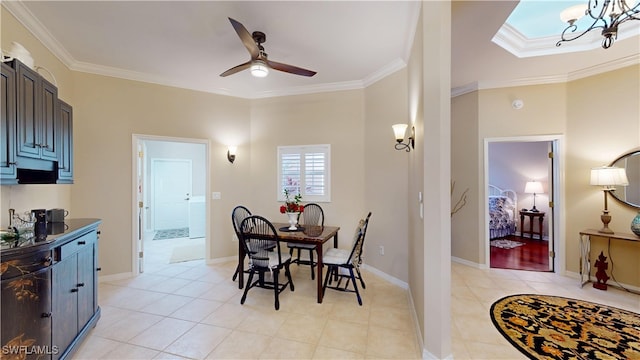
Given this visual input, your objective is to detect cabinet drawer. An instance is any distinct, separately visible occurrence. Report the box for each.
[0,249,52,281]
[56,231,96,261]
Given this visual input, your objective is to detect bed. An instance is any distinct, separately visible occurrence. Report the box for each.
[489,185,518,239]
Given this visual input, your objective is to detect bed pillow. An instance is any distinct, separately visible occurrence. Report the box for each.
[489,196,507,212]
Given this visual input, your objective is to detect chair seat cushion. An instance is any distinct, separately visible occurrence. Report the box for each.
[287,242,316,250]
[323,248,351,265]
[250,251,292,269]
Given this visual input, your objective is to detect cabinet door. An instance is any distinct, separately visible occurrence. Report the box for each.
[1,267,53,360]
[57,100,73,183]
[16,61,41,159]
[77,245,95,329]
[40,79,58,161]
[52,256,78,360]
[1,62,17,182]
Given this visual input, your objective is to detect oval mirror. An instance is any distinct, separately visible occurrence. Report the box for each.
[609,148,640,209]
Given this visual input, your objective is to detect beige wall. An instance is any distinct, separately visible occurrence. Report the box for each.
[249,91,367,248]
[451,66,640,288]
[451,91,481,263]
[363,69,409,280]
[565,65,640,287]
[71,72,251,275]
[407,7,426,346]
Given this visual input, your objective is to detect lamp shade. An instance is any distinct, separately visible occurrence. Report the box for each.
[250,60,269,77]
[524,181,543,194]
[392,124,408,142]
[560,4,587,23]
[590,166,629,186]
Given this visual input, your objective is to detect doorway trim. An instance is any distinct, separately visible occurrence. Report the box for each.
[483,134,565,275]
[131,134,211,276]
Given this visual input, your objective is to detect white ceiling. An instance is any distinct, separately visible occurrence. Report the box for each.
[3,1,639,99]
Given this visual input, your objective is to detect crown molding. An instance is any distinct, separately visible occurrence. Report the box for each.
[2,1,76,66]
[451,53,639,97]
[493,22,640,58]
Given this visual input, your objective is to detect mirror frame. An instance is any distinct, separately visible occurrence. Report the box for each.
[609,147,640,210]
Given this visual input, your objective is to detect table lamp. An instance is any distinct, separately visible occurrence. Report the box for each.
[590,166,629,234]
[524,181,544,212]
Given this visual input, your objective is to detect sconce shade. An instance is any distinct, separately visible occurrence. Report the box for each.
[524,181,543,194]
[392,124,408,142]
[391,124,414,152]
[250,60,269,77]
[560,4,587,24]
[227,146,237,163]
[590,166,629,187]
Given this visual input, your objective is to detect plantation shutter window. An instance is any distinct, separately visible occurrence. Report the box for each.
[277,145,330,202]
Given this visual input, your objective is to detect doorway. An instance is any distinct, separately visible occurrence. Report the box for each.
[132,135,210,274]
[484,136,563,273]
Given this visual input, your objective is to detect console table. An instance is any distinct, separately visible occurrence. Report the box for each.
[578,229,640,287]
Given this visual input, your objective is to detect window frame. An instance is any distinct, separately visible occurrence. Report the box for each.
[277,144,331,203]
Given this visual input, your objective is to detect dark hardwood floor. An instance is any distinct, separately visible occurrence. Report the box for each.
[490,235,550,272]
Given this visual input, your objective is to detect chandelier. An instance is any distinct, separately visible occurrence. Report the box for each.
[557,0,640,49]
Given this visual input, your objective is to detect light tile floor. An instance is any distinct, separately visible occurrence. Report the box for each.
[73,238,640,359]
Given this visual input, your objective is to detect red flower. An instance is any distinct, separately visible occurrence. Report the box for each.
[280,205,287,214]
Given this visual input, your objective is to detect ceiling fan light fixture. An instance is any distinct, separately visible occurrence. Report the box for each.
[250,60,269,78]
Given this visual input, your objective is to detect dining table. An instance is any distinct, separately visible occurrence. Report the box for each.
[236,222,340,303]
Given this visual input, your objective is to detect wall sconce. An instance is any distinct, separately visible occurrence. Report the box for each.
[590,166,629,234]
[392,124,414,152]
[227,146,237,163]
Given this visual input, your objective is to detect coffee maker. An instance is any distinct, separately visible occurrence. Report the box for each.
[32,209,47,241]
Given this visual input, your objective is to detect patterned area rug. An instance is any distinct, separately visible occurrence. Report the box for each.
[153,227,189,240]
[490,239,525,249]
[490,294,640,360]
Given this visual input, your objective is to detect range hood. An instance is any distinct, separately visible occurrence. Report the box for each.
[15,157,58,184]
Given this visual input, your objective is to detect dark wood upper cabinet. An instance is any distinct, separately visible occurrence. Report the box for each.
[15,60,59,161]
[57,100,73,183]
[1,62,17,183]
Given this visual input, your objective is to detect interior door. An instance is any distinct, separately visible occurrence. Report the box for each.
[136,141,146,273]
[547,141,557,271]
[152,159,192,230]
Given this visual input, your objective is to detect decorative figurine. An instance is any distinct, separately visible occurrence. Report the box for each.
[593,251,610,290]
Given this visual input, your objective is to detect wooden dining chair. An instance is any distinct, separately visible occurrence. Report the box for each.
[322,212,371,305]
[231,205,276,282]
[287,203,324,279]
[239,215,294,310]
[231,205,252,281]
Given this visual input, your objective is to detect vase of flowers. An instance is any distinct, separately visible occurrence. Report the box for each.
[280,189,304,230]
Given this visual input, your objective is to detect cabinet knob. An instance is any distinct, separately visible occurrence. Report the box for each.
[78,240,86,245]
[42,256,52,266]
[70,288,78,293]
[77,282,85,287]
[96,267,102,271]
[8,161,17,165]
[41,312,52,318]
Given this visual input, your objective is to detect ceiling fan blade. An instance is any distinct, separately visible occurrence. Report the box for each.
[220,61,251,77]
[228,17,259,59]
[266,60,317,77]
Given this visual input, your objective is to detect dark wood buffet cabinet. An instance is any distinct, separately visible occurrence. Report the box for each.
[1,219,101,360]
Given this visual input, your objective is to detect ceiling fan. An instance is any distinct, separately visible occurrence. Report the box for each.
[220,17,317,78]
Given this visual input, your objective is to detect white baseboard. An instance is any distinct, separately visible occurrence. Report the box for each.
[361,263,408,289]
[451,256,487,269]
[98,272,134,283]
